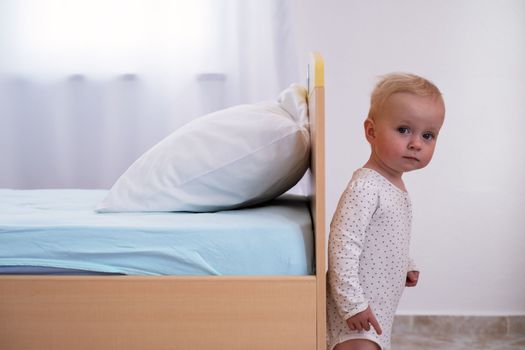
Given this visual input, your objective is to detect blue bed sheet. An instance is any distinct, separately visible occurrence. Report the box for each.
[0,189,314,276]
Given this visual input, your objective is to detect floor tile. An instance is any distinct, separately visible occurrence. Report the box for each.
[391,315,525,350]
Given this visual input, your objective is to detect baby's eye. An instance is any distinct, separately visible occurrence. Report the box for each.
[397,127,410,134]
[422,132,435,140]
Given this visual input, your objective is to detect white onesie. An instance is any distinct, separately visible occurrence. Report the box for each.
[327,168,416,350]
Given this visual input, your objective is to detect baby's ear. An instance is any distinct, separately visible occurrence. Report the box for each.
[364,118,376,143]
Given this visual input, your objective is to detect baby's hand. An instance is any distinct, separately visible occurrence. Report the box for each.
[406,271,420,287]
[345,306,382,335]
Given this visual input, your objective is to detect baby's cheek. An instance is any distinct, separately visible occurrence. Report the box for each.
[422,146,437,165]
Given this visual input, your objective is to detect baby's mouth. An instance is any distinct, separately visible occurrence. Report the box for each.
[403,156,419,162]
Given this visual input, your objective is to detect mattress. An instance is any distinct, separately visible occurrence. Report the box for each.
[0,189,314,276]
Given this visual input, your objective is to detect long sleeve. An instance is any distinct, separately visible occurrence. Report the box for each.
[408,257,419,272]
[328,180,378,320]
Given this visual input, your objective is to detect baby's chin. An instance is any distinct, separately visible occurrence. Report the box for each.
[403,162,430,172]
[395,162,428,173]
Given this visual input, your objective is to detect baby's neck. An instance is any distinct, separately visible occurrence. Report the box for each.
[363,158,407,192]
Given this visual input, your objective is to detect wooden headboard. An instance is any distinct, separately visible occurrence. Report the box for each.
[308,51,326,350]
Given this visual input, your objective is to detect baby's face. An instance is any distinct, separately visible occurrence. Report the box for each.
[371,92,445,174]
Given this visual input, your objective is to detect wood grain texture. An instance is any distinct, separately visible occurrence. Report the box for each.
[0,276,316,350]
[309,52,326,350]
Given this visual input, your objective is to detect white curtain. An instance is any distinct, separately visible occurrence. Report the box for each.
[0,0,299,189]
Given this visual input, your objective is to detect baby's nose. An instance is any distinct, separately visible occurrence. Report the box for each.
[408,138,422,150]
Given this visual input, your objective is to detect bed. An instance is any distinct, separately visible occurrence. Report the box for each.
[0,52,326,350]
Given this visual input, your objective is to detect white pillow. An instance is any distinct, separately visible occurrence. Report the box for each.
[96,84,310,212]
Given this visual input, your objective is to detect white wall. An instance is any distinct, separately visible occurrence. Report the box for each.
[290,0,525,315]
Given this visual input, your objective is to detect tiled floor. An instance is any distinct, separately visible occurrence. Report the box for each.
[391,316,525,350]
[391,332,525,349]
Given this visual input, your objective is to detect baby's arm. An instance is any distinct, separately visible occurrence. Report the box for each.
[328,181,379,325]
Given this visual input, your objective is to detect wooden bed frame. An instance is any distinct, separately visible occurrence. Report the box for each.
[0,52,326,350]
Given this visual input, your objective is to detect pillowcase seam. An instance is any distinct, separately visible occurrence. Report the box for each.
[177,127,310,187]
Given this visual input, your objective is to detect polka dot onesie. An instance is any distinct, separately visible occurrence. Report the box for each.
[327,168,417,350]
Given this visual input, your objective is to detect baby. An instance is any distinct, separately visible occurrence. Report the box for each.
[326,73,445,350]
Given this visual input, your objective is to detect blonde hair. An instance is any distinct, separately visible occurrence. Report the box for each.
[368,73,442,120]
